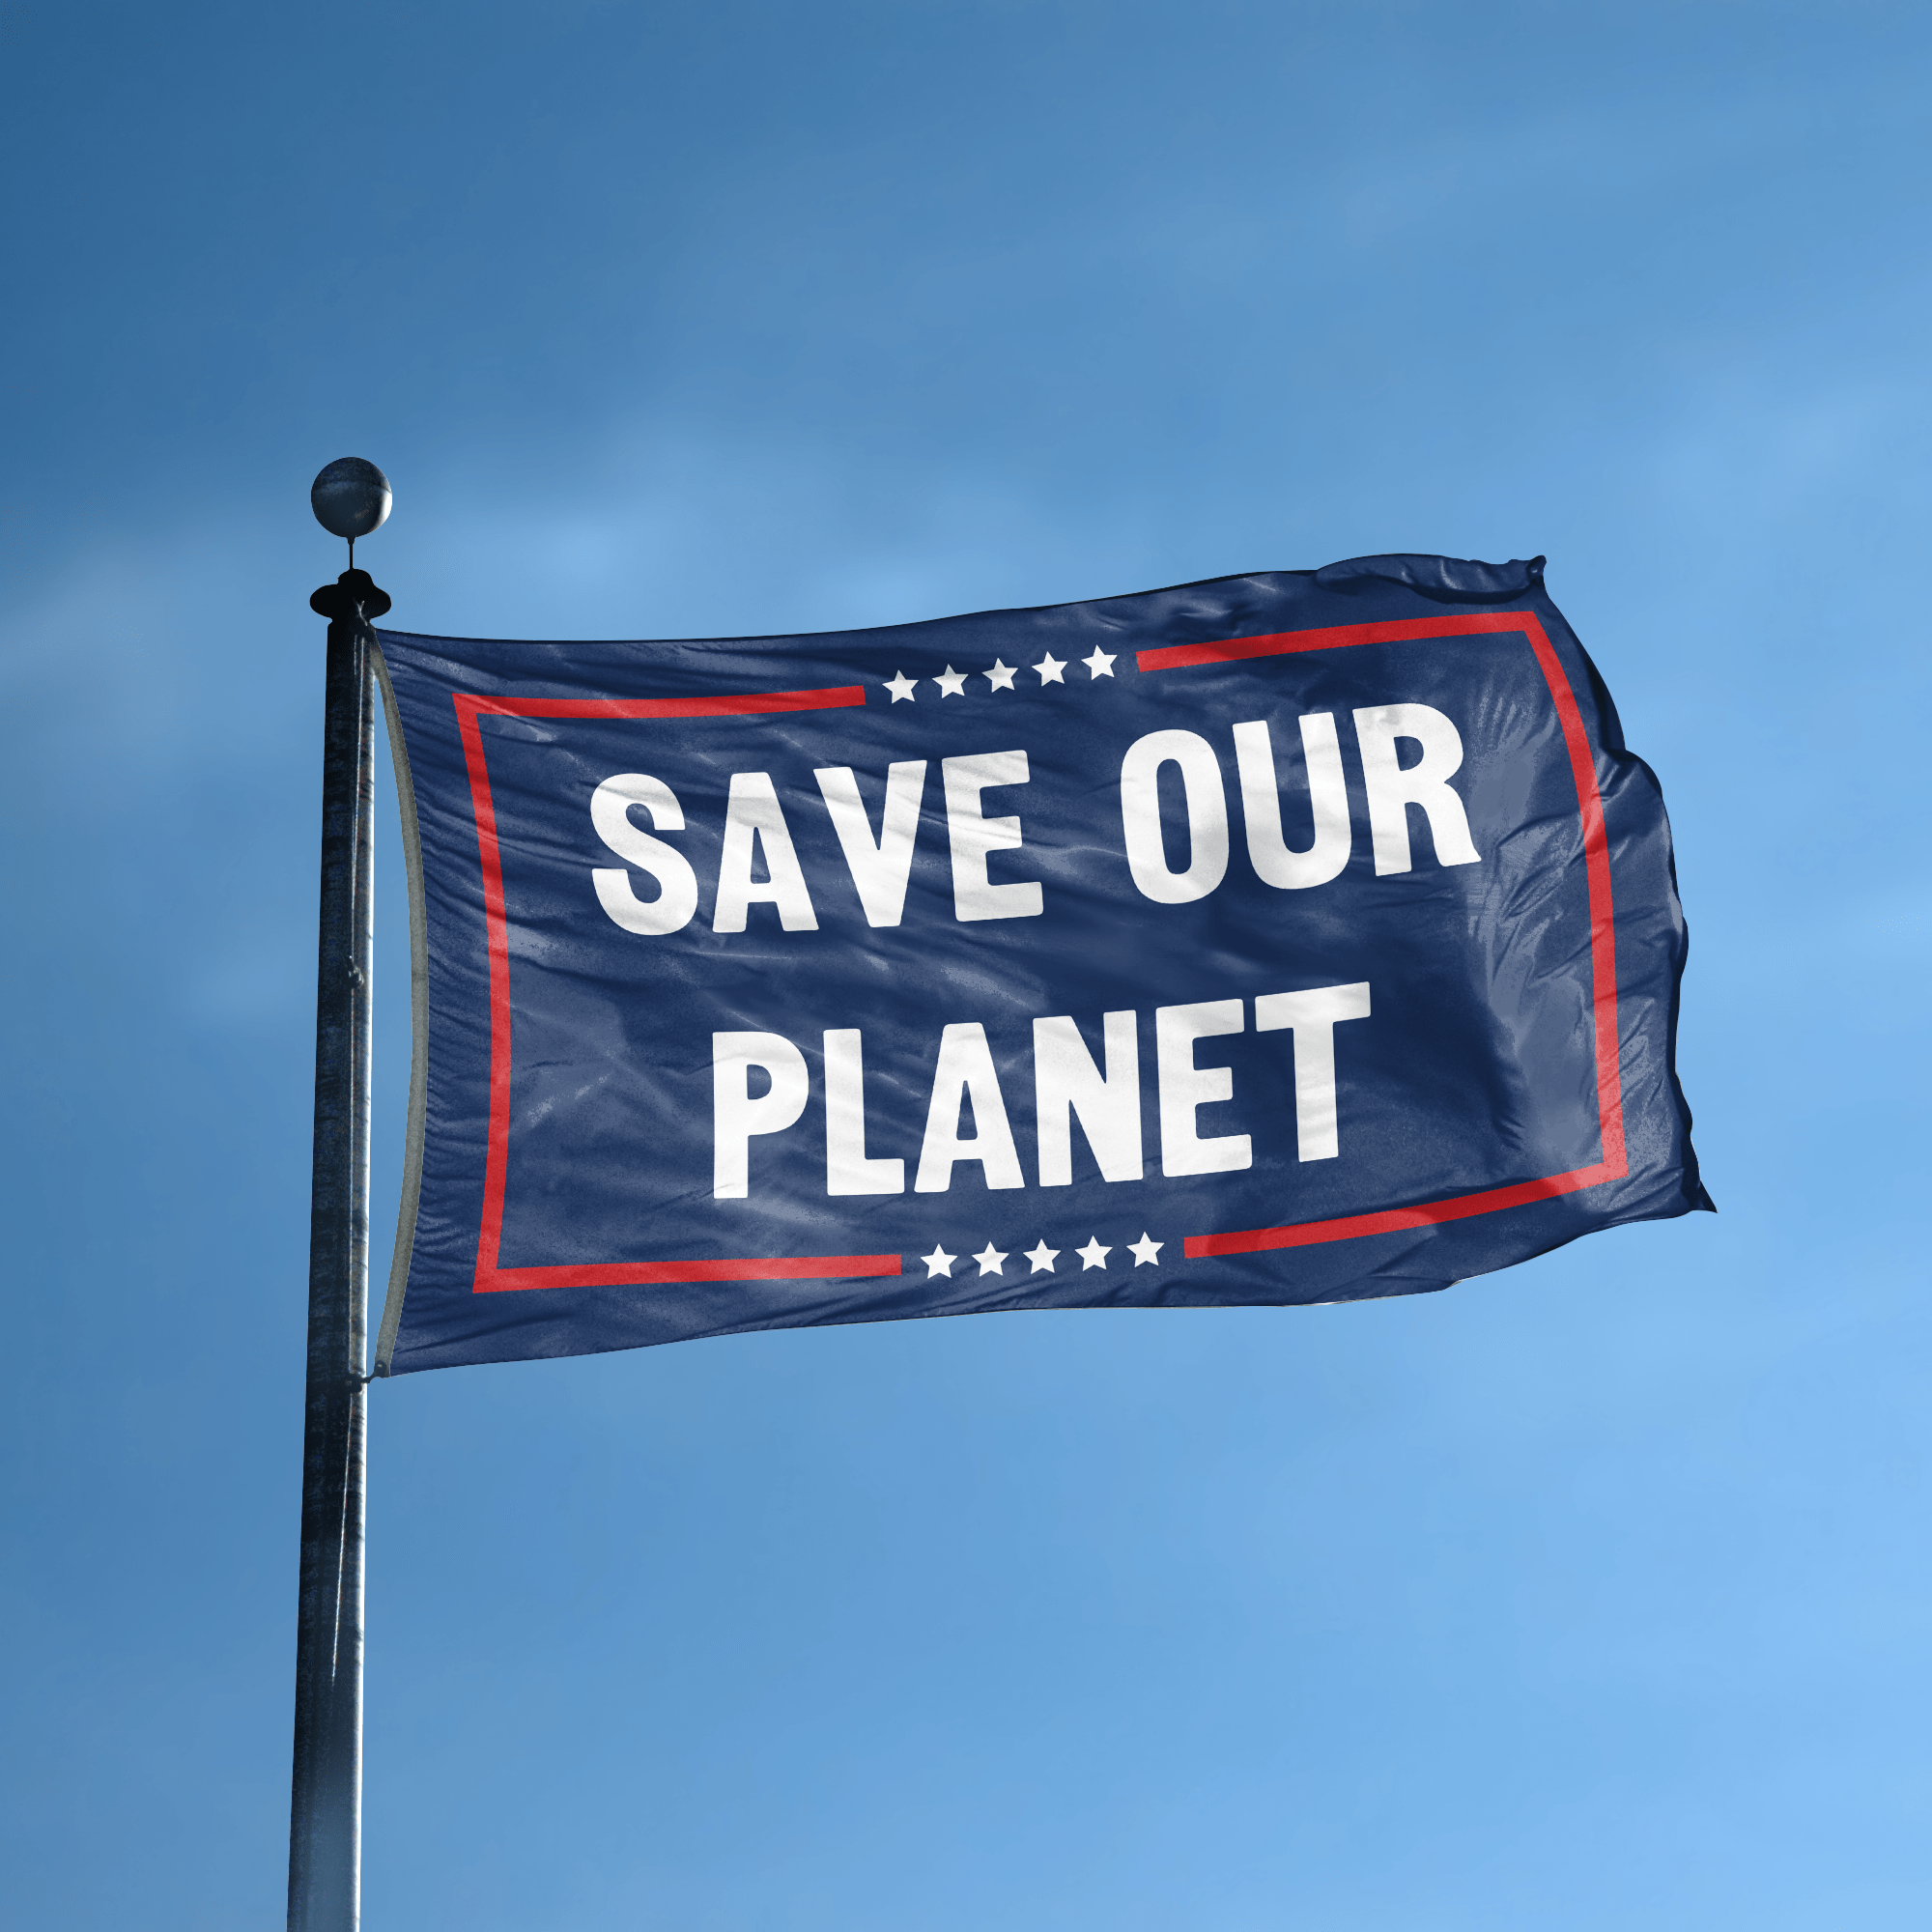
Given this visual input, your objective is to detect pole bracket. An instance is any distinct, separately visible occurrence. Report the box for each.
[310,569,392,624]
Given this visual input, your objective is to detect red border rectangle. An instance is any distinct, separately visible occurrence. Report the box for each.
[1142,610,1629,1257]
[450,614,1625,1293]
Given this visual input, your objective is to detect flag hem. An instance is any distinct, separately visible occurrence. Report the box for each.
[371,640,430,1378]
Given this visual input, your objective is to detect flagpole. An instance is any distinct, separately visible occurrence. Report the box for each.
[291,462,391,1932]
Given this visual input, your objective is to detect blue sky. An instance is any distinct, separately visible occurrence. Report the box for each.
[3,2,1928,1927]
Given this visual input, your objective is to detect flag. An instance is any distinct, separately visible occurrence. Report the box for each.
[370,554,1708,1375]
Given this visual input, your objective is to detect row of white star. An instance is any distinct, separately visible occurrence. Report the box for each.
[883,649,1117,701]
[919,1234,1163,1280]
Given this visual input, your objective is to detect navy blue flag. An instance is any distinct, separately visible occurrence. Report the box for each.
[369,554,1708,1376]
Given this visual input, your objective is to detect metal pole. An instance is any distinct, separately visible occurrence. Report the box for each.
[289,566,388,1932]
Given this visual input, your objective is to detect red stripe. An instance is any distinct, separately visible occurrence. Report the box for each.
[1136,610,1541,672]
[1155,609,1630,1256]
[1520,620,1628,1180]
[1185,1164,1616,1257]
[467,686,867,720]
[455,696,514,1277]
[474,1253,904,1293]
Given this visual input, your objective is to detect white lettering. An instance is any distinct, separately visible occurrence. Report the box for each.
[1154,999,1250,1176]
[942,752,1043,923]
[823,1028,905,1195]
[1254,982,1372,1159]
[814,761,927,928]
[1121,729,1230,904]
[712,1031,810,1198]
[712,773,820,932]
[1232,715,1350,890]
[1033,1010,1142,1185]
[1352,704,1481,875]
[914,1022,1025,1191]
[589,774,699,935]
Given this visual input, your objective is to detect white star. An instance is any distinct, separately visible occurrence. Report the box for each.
[983,659,1017,692]
[1024,1239,1059,1274]
[1075,1236,1112,1270]
[1082,648,1117,679]
[1033,653,1066,685]
[932,665,968,697]
[1128,1233,1164,1267]
[973,1242,1008,1276]
[923,1245,956,1278]
[884,670,918,702]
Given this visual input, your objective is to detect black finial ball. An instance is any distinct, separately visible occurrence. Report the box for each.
[310,457,393,541]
